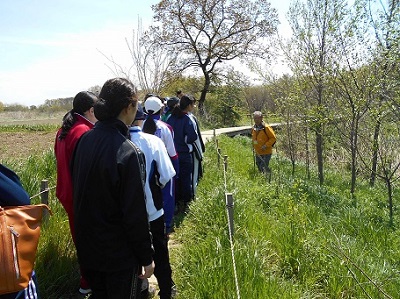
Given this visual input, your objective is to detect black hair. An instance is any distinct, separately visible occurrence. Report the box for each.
[95,78,137,121]
[179,95,195,110]
[144,93,156,100]
[171,95,195,118]
[58,91,98,140]
[142,111,157,135]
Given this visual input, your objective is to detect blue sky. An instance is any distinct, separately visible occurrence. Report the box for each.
[1,0,290,106]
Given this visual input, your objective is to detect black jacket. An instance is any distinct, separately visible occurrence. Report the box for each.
[72,119,153,272]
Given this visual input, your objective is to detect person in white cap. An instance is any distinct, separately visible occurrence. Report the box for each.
[130,102,176,299]
[143,95,180,235]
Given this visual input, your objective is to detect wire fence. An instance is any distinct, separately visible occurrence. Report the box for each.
[214,136,241,299]
[29,179,55,219]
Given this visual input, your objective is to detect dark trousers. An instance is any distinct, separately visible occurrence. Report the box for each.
[150,216,172,299]
[256,154,272,173]
[176,152,193,204]
[85,265,141,299]
[162,179,175,233]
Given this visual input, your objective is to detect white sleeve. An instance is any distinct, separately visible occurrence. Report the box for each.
[161,126,178,158]
[154,138,176,186]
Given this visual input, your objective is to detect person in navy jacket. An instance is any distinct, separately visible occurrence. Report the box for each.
[167,95,198,213]
[0,164,39,299]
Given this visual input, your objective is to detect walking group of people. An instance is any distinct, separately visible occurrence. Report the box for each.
[53,78,205,299]
[0,77,276,299]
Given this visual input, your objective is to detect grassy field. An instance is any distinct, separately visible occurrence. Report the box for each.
[170,135,400,298]
[1,122,399,298]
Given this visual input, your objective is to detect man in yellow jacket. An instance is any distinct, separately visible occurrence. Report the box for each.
[251,111,276,173]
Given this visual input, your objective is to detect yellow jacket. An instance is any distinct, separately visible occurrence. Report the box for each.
[251,123,276,155]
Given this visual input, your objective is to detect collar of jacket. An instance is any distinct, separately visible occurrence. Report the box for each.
[95,118,130,138]
[148,114,161,121]
[253,123,265,131]
[129,126,142,133]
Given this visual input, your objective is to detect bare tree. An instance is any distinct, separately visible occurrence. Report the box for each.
[100,18,178,95]
[149,0,279,113]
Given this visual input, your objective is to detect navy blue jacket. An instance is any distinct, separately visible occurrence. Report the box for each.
[0,164,30,206]
[167,113,197,153]
[0,165,39,299]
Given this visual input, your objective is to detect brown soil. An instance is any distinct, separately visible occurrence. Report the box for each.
[0,111,62,162]
[0,131,57,162]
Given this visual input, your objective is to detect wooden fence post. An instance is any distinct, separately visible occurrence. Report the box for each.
[225,193,234,236]
[217,148,221,167]
[40,179,49,220]
[224,155,228,172]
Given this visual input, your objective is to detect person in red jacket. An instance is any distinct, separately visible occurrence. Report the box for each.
[54,91,98,295]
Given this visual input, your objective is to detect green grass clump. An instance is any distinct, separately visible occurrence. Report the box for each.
[3,151,80,298]
[0,124,59,133]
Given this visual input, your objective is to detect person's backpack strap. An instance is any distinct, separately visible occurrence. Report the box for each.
[263,125,276,147]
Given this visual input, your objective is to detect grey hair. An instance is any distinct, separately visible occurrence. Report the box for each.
[253,111,263,117]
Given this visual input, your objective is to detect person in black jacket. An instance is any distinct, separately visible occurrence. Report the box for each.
[72,78,154,298]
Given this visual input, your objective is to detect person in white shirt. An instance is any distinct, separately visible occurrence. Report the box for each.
[143,96,179,234]
[130,103,176,299]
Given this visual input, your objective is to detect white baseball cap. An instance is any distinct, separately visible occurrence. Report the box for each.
[144,96,164,113]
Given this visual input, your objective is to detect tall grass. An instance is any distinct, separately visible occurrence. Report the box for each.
[3,151,81,298]
[171,135,400,298]
[2,133,399,298]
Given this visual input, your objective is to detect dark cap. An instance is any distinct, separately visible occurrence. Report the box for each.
[167,97,180,108]
[134,102,146,121]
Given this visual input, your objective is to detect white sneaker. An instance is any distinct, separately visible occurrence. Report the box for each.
[171,283,177,297]
[140,278,149,292]
[140,278,156,298]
